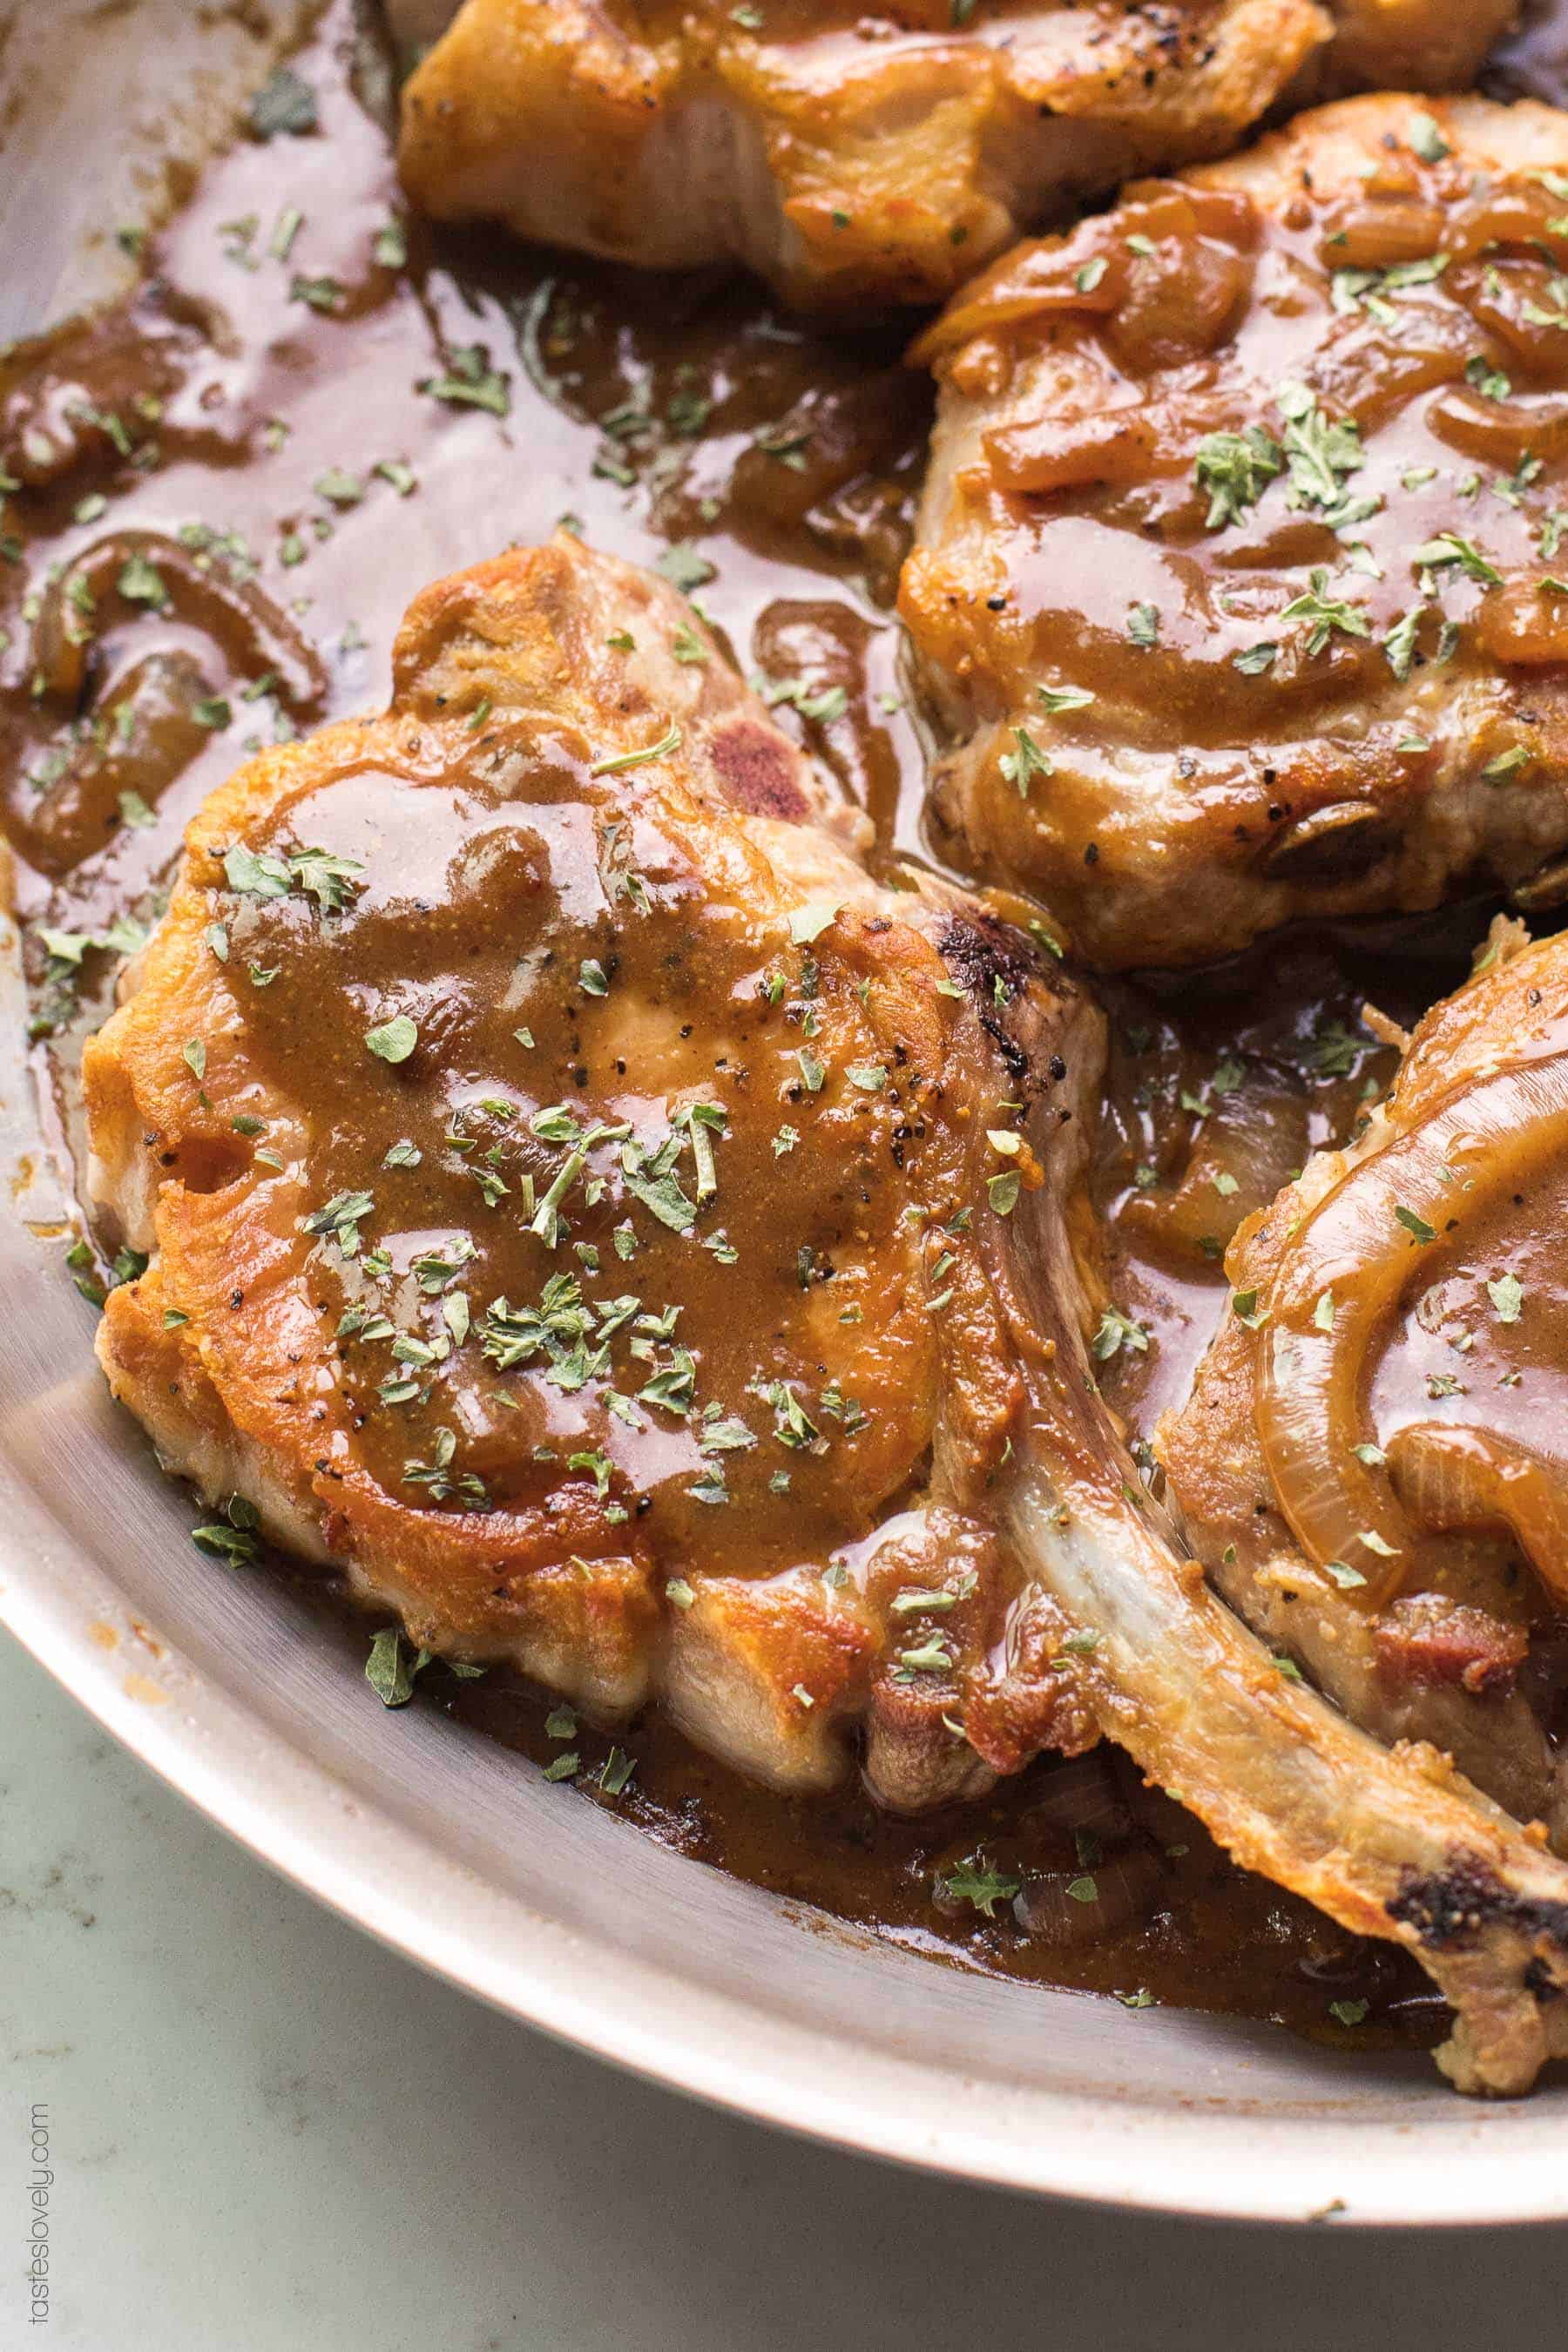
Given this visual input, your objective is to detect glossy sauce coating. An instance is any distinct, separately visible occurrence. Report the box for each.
[9,1,1565,2046]
[902,91,1568,966]
[203,749,934,1578]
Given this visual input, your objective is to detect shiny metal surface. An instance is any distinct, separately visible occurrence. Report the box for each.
[2,0,1565,2226]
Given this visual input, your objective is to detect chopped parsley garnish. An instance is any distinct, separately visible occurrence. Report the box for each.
[621,1135,698,1233]
[366,1626,422,1707]
[999,726,1052,794]
[1036,681,1095,717]
[1091,1305,1150,1362]
[1407,113,1450,164]
[249,65,318,139]
[420,344,510,416]
[289,274,343,315]
[224,840,363,914]
[589,723,681,776]
[314,466,363,507]
[192,1515,260,1568]
[1276,382,1369,524]
[1412,532,1502,586]
[1194,427,1283,530]
[117,551,168,607]
[1280,569,1370,655]
[403,1428,488,1511]
[896,1639,954,1677]
[656,543,716,593]
[365,1013,418,1064]
[1382,605,1426,681]
[303,1188,375,1255]
[763,1381,819,1450]
[937,1860,1021,1918]
[1464,354,1511,402]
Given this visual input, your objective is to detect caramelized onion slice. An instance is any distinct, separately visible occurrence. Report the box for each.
[983,393,1237,495]
[1425,388,1568,469]
[909,239,1122,366]
[1013,1843,1165,1946]
[983,406,1159,495]
[909,186,1255,367]
[1387,1423,1568,1611]
[32,530,327,713]
[1317,198,1448,269]
[1255,1055,1568,1604]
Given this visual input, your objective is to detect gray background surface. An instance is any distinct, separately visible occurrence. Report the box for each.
[3,1629,1563,2351]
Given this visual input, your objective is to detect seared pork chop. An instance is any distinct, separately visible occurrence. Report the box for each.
[902,93,1568,966]
[393,1,1416,314]
[86,535,1568,2092]
[84,534,1108,1808]
[1159,916,1568,1847]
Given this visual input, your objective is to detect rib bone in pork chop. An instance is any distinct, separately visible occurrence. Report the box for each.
[85,537,1568,2092]
[902,93,1568,966]
[393,3,1512,314]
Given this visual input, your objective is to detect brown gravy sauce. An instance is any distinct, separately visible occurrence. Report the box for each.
[6,0,1565,2050]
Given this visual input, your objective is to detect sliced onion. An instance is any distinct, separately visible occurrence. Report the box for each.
[909,240,1124,367]
[1119,1088,1306,1262]
[1255,1052,1568,1603]
[1013,1843,1166,1946]
[1386,1421,1568,1609]
[1449,186,1568,261]
[1294,1922,1366,1985]
[983,404,1159,495]
[33,529,323,711]
[1320,199,1448,268]
[909,186,1254,366]
[1021,1749,1134,1840]
[1471,578,1568,666]
[1425,388,1568,469]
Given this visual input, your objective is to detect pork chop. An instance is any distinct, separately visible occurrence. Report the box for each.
[84,533,1109,1809]
[901,93,1568,966]
[394,1,1366,314]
